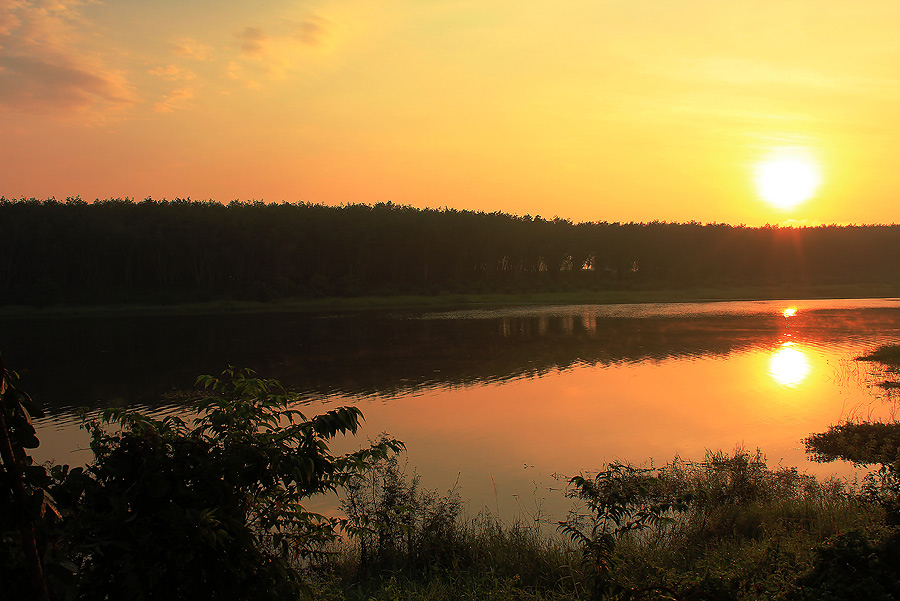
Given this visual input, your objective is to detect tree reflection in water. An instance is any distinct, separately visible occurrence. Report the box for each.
[10,298,900,518]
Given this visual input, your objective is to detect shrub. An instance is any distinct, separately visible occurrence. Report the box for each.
[0,359,59,601]
[558,462,692,600]
[806,422,900,522]
[330,453,573,600]
[60,367,403,600]
[341,452,464,575]
[790,529,900,601]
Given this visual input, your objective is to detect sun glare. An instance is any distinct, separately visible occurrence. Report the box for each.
[769,342,811,387]
[754,149,822,210]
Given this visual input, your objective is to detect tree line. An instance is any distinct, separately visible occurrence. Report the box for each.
[2,196,899,305]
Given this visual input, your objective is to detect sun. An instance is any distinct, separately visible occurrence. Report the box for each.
[753,149,822,210]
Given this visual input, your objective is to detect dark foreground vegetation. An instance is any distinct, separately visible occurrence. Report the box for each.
[4,197,900,307]
[3,347,900,600]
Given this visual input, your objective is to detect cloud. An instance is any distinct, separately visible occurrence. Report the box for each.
[153,87,194,113]
[293,15,331,47]
[0,1,23,36]
[0,0,137,119]
[0,46,136,116]
[172,37,215,61]
[238,26,268,56]
[225,14,336,87]
[148,64,197,81]
[225,60,260,89]
[0,53,132,110]
[149,64,198,112]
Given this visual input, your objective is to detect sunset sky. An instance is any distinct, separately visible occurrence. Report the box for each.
[3,0,899,225]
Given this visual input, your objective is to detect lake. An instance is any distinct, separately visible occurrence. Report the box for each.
[6,298,900,521]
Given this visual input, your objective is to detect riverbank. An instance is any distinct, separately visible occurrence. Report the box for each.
[3,282,900,319]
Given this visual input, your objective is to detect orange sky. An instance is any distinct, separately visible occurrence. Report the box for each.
[2,0,899,225]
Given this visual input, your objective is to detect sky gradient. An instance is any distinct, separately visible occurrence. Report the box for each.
[2,0,899,225]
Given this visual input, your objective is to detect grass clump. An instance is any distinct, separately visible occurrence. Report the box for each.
[319,452,574,600]
[857,344,900,366]
[560,449,878,600]
[806,422,900,467]
[856,343,900,397]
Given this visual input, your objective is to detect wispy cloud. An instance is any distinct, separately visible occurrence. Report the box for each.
[148,65,197,81]
[238,26,267,56]
[0,0,137,120]
[226,14,336,86]
[0,53,131,110]
[0,0,24,37]
[172,37,215,61]
[225,60,259,89]
[236,15,333,57]
[153,88,194,113]
[0,2,341,120]
[293,15,331,47]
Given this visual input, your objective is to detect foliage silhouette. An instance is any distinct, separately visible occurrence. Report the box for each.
[789,529,900,601]
[558,463,692,600]
[857,345,900,366]
[341,451,464,575]
[332,452,572,597]
[59,367,403,600]
[806,345,900,522]
[4,197,900,305]
[0,358,54,601]
[799,347,900,600]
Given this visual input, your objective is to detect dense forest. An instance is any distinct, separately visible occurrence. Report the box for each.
[2,197,900,305]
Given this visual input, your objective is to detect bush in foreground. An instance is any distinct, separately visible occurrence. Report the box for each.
[2,366,403,600]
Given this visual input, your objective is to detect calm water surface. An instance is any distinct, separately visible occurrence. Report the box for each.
[6,298,900,519]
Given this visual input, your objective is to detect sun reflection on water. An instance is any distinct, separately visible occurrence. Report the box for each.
[769,342,811,387]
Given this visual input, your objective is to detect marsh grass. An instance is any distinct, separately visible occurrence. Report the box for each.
[322,452,575,600]
[605,451,878,600]
[312,449,885,601]
[318,517,577,601]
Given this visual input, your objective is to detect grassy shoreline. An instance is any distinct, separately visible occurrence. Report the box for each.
[3,282,900,319]
[316,448,894,601]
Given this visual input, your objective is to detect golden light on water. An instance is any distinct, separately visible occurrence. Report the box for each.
[754,149,822,210]
[782,307,798,318]
[769,342,811,387]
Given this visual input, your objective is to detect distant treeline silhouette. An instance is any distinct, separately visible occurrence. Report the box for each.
[2,197,899,304]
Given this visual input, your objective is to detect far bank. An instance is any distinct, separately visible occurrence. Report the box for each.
[3,282,900,319]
